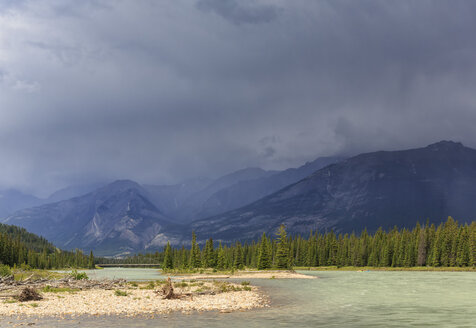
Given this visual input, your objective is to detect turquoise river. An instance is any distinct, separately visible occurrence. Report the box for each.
[2,268,475,327]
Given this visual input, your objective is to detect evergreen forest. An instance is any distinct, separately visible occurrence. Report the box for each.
[102,217,476,270]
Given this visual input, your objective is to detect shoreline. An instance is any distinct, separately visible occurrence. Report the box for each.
[0,279,268,318]
[294,266,476,272]
[172,270,317,280]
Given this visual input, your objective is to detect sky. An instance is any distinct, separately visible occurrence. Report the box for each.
[1,0,476,196]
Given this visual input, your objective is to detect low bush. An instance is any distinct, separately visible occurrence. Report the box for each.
[114,290,128,297]
[0,264,12,277]
[70,270,88,280]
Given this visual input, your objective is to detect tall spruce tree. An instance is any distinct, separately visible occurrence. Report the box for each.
[216,242,225,270]
[275,225,290,269]
[88,250,95,269]
[162,241,174,269]
[233,242,244,269]
[257,233,271,269]
[189,232,201,268]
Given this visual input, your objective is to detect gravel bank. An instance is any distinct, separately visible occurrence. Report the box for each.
[175,271,317,280]
[0,281,267,317]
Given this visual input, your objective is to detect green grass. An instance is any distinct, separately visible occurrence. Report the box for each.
[41,286,80,293]
[3,299,17,304]
[139,281,156,290]
[114,290,128,297]
[29,303,39,308]
[13,269,65,281]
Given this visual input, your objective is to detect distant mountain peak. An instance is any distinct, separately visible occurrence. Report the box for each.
[426,140,464,151]
[100,180,143,192]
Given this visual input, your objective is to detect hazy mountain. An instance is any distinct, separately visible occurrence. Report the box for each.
[143,177,214,219]
[144,158,342,223]
[2,180,182,256]
[0,183,109,219]
[46,182,109,203]
[192,141,476,242]
[0,156,343,254]
[0,189,43,218]
[196,156,343,220]
[167,167,277,222]
[12,141,476,253]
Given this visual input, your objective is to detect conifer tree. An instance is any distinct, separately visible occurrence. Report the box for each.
[233,242,244,269]
[469,222,476,267]
[162,241,174,269]
[275,225,290,269]
[257,233,271,269]
[216,243,225,270]
[189,232,201,268]
[88,250,95,269]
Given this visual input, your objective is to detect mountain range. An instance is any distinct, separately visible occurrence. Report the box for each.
[192,140,476,242]
[2,155,341,255]
[2,141,476,256]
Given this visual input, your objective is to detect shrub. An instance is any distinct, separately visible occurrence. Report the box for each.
[70,270,88,280]
[0,264,12,277]
[114,290,128,297]
[140,281,155,290]
[20,263,32,271]
[240,281,250,286]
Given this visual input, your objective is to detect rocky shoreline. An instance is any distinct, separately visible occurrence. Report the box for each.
[173,270,317,280]
[0,277,267,318]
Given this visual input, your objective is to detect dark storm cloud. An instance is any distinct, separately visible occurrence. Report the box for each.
[1,0,476,196]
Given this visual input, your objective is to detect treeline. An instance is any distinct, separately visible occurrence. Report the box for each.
[105,217,476,269]
[0,223,95,270]
[0,223,54,253]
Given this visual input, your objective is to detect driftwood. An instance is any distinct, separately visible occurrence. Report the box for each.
[0,275,127,293]
[159,277,179,299]
[17,287,43,302]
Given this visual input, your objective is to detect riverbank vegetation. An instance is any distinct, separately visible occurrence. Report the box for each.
[0,223,95,270]
[102,217,476,270]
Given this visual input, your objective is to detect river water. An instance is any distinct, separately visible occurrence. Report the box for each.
[3,269,475,327]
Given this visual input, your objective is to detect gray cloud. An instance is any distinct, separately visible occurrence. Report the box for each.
[196,0,280,25]
[1,0,476,196]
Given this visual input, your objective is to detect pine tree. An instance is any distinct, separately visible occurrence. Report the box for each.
[257,233,272,270]
[417,224,427,266]
[189,232,201,268]
[470,222,476,267]
[233,242,244,269]
[162,242,174,269]
[216,243,225,270]
[88,250,95,269]
[275,225,290,269]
